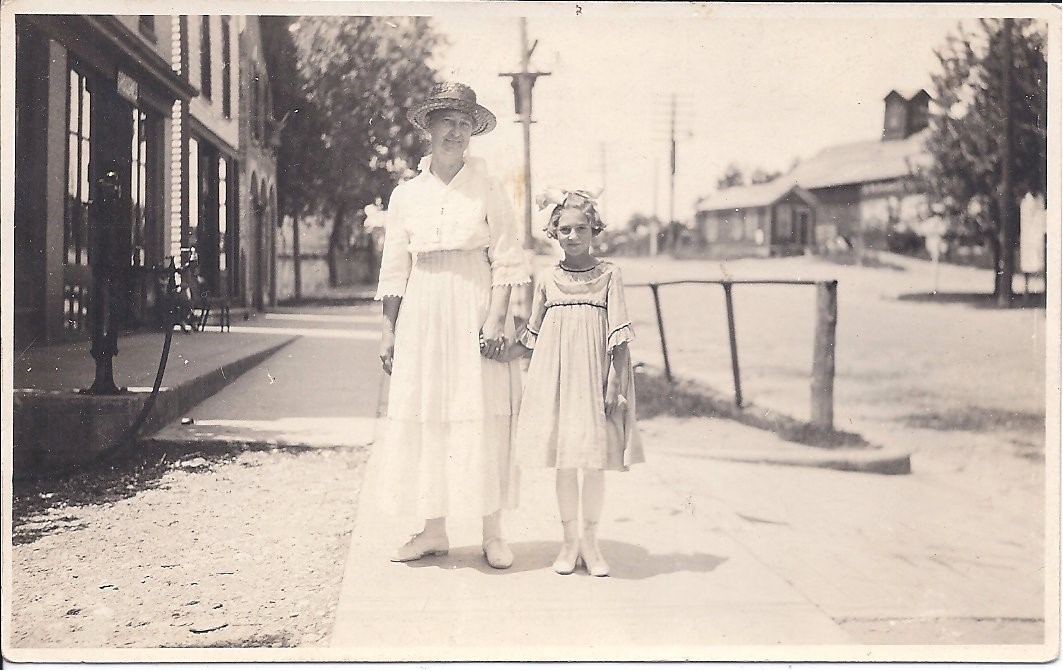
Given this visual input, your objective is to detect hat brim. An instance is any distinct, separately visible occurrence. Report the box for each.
[408,99,497,136]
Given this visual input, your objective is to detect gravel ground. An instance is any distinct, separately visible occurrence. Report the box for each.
[10,444,367,648]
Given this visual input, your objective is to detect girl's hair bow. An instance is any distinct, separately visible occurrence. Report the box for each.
[535,186,604,211]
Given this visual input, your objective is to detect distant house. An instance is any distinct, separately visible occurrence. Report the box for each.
[694,181,819,258]
[694,89,933,258]
[789,89,932,250]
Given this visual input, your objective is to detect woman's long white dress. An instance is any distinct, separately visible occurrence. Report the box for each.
[370,155,529,519]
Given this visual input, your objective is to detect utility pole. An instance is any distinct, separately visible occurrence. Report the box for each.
[599,142,607,224]
[500,18,550,321]
[650,160,660,256]
[668,93,676,255]
[500,18,550,246]
[997,17,1015,307]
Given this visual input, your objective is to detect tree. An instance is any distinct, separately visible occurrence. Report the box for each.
[264,16,444,286]
[750,168,782,185]
[924,18,1048,301]
[716,163,745,190]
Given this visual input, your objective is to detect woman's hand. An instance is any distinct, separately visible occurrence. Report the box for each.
[380,331,396,375]
[480,318,506,361]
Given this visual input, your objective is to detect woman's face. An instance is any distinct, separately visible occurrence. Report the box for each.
[556,208,594,257]
[428,109,474,159]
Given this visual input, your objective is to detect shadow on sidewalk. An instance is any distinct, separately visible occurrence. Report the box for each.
[392,540,728,580]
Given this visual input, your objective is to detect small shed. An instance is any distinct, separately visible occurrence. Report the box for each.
[694,181,820,258]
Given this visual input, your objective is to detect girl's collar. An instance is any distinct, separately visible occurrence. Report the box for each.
[558,259,602,273]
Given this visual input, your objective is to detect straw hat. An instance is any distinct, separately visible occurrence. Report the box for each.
[407,82,497,136]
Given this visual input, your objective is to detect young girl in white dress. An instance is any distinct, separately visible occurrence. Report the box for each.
[504,188,645,577]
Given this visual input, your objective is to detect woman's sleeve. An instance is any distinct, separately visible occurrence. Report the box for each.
[374,188,412,300]
[607,266,636,352]
[486,176,531,287]
[516,275,548,349]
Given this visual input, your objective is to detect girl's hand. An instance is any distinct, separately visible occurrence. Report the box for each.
[480,318,506,360]
[604,376,621,415]
[498,342,530,363]
[379,331,396,375]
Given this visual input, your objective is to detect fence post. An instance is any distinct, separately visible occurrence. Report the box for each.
[722,282,743,407]
[649,283,673,383]
[811,280,838,430]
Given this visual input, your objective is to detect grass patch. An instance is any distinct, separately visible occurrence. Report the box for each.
[897,291,1045,309]
[634,368,872,449]
[899,406,1045,433]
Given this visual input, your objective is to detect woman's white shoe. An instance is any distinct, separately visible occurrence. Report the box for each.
[391,532,449,562]
[482,537,515,569]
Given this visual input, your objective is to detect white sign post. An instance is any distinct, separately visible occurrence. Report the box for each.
[1019,192,1047,302]
[921,214,947,294]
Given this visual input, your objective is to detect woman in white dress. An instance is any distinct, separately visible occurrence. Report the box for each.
[375,82,529,569]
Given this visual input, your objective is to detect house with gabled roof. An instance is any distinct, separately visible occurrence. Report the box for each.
[695,89,933,257]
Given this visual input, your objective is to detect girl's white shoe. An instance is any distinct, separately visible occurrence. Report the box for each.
[579,521,610,577]
[552,520,581,575]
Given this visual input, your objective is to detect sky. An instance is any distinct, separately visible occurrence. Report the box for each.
[421,4,974,236]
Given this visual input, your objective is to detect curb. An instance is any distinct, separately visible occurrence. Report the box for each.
[138,435,372,456]
[696,448,912,475]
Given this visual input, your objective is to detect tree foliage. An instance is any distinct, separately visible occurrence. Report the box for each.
[750,167,783,185]
[716,163,784,189]
[716,163,745,190]
[262,16,444,283]
[923,19,1048,291]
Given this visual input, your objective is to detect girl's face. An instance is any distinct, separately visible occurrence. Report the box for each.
[556,208,594,257]
[428,109,474,159]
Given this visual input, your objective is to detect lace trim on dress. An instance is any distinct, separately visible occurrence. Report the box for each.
[607,323,635,352]
[517,328,538,349]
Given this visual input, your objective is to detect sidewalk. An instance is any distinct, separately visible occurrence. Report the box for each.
[329,450,857,660]
[12,320,296,475]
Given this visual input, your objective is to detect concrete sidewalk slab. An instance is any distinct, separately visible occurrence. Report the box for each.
[329,451,855,659]
[143,312,382,455]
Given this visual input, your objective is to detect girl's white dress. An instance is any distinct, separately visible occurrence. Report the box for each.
[514,261,645,471]
[372,155,529,519]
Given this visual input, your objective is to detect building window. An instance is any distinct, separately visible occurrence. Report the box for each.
[188,136,200,258]
[221,16,231,117]
[731,217,744,241]
[64,66,91,331]
[250,72,259,141]
[218,156,228,278]
[139,16,156,41]
[200,16,212,100]
[130,107,151,268]
[706,217,718,243]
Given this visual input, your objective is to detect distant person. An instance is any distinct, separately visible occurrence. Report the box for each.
[502,187,645,576]
[373,82,529,569]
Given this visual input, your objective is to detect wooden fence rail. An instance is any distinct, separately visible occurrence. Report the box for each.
[628,279,839,431]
